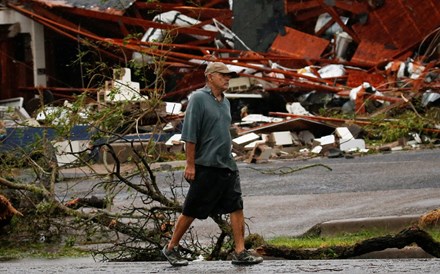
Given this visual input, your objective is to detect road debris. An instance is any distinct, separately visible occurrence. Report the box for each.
[0,0,439,163]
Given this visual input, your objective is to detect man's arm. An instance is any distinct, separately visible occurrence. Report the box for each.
[184,142,196,182]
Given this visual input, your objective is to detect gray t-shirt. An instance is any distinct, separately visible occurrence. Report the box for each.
[181,86,237,171]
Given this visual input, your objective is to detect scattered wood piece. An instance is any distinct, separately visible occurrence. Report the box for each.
[0,194,23,220]
[65,196,107,209]
[247,163,332,175]
[0,194,23,228]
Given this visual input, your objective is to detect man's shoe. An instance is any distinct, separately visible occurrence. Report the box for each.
[231,249,263,265]
[162,245,189,266]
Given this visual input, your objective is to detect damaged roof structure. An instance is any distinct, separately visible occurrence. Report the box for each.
[1,0,440,163]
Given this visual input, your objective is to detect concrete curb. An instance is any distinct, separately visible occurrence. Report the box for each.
[59,162,434,259]
[59,161,187,179]
[319,215,420,236]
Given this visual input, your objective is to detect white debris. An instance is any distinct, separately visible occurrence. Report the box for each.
[165,134,182,146]
[286,102,312,115]
[232,132,260,145]
[340,139,366,152]
[271,131,293,146]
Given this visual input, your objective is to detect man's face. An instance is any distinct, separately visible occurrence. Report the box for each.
[209,72,232,91]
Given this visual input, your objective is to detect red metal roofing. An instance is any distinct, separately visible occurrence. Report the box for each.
[269,26,329,60]
[351,0,440,65]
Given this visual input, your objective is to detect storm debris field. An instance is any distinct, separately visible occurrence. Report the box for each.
[2,1,440,267]
[0,0,440,163]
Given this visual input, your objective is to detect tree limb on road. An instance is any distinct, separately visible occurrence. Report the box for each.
[258,226,440,259]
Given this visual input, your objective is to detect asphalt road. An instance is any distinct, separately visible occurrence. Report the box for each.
[56,148,440,240]
[190,148,440,238]
[2,257,440,273]
[13,147,436,273]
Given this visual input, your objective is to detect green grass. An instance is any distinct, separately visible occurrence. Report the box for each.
[428,229,440,241]
[267,229,440,249]
[0,242,90,261]
[1,229,439,261]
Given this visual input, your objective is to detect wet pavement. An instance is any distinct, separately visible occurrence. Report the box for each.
[1,257,440,273]
[3,148,440,273]
[58,148,440,239]
[181,148,440,239]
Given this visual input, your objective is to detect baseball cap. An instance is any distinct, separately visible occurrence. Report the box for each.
[204,62,238,78]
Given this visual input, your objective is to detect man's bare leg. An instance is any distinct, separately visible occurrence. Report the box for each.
[230,209,245,253]
[167,214,195,250]
[230,209,263,265]
[162,214,194,266]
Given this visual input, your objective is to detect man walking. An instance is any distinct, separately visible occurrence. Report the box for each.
[162,62,263,266]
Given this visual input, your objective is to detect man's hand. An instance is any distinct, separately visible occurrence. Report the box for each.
[184,142,196,182]
[184,165,195,183]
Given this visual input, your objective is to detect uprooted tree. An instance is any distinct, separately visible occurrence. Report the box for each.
[2,115,440,262]
[257,225,440,259]
[0,31,254,260]
[1,34,439,262]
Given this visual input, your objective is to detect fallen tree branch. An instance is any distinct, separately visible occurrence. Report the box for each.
[259,226,440,259]
[247,163,332,175]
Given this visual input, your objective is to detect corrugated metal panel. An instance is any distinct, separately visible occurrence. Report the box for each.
[404,0,440,35]
[352,0,440,65]
[345,68,386,88]
[351,40,402,67]
[373,0,422,48]
[269,26,329,60]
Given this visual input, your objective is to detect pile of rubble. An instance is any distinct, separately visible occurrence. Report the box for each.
[3,0,440,164]
[164,112,439,164]
[231,124,439,163]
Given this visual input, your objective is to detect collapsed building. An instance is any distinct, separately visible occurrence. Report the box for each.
[0,0,439,164]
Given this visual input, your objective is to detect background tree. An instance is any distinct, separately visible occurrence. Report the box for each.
[0,36,241,262]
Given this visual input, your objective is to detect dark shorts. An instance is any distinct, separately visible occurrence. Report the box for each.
[182,165,243,219]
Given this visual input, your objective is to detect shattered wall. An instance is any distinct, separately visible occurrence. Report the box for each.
[232,0,285,52]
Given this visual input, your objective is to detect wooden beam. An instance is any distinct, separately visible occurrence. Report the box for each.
[315,0,360,43]
[292,7,325,21]
[335,1,368,14]
[133,2,232,21]
[286,0,320,13]
[57,6,219,39]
